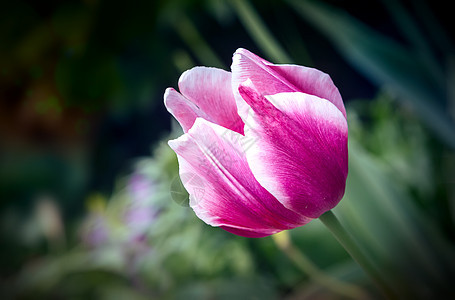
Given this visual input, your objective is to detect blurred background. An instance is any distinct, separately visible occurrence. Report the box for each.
[1,0,454,299]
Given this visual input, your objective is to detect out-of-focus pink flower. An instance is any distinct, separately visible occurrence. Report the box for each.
[123,173,157,239]
[81,213,110,248]
[164,48,348,238]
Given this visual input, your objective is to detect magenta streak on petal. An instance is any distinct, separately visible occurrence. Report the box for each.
[168,118,311,237]
[231,48,346,119]
[238,80,305,143]
[236,49,300,92]
[239,82,348,218]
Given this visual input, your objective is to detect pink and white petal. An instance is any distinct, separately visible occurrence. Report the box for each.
[178,67,244,134]
[231,48,345,119]
[239,83,348,219]
[168,118,311,237]
[164,88,210,132]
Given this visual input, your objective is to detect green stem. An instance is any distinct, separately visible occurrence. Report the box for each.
[273,231,368,299]
[320,210,396,299]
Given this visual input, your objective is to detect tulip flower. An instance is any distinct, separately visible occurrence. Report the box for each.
[164,48,348,238]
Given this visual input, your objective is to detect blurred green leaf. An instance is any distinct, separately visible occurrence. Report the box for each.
[230,0,292,64]
[336,138,455,298]
[380,0,445,86]
[170,13,224,68]
[288,0,455,148]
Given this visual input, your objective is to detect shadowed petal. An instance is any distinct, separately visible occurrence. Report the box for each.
[239,81,348,218]
[168,118,311,237]
[219,225,279,238]
[231,48,346,120]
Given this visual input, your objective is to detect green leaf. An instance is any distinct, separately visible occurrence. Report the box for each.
[335,140,455,297]
[287,0,455,148]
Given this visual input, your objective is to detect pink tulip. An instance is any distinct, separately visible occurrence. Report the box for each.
[164,48,348,238]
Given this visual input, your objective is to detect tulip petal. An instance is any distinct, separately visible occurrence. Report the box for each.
[165,66,243,133]
[219,225,277,238]
[168,118,311,237]
[164,88,209,132]
[231,48,346,120]
[239,82,348,218]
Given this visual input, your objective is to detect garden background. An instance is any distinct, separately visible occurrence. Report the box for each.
[1,0,454,299]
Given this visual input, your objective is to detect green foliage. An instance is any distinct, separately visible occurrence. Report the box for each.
[288,0,455,148]
[340,96,455,297]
